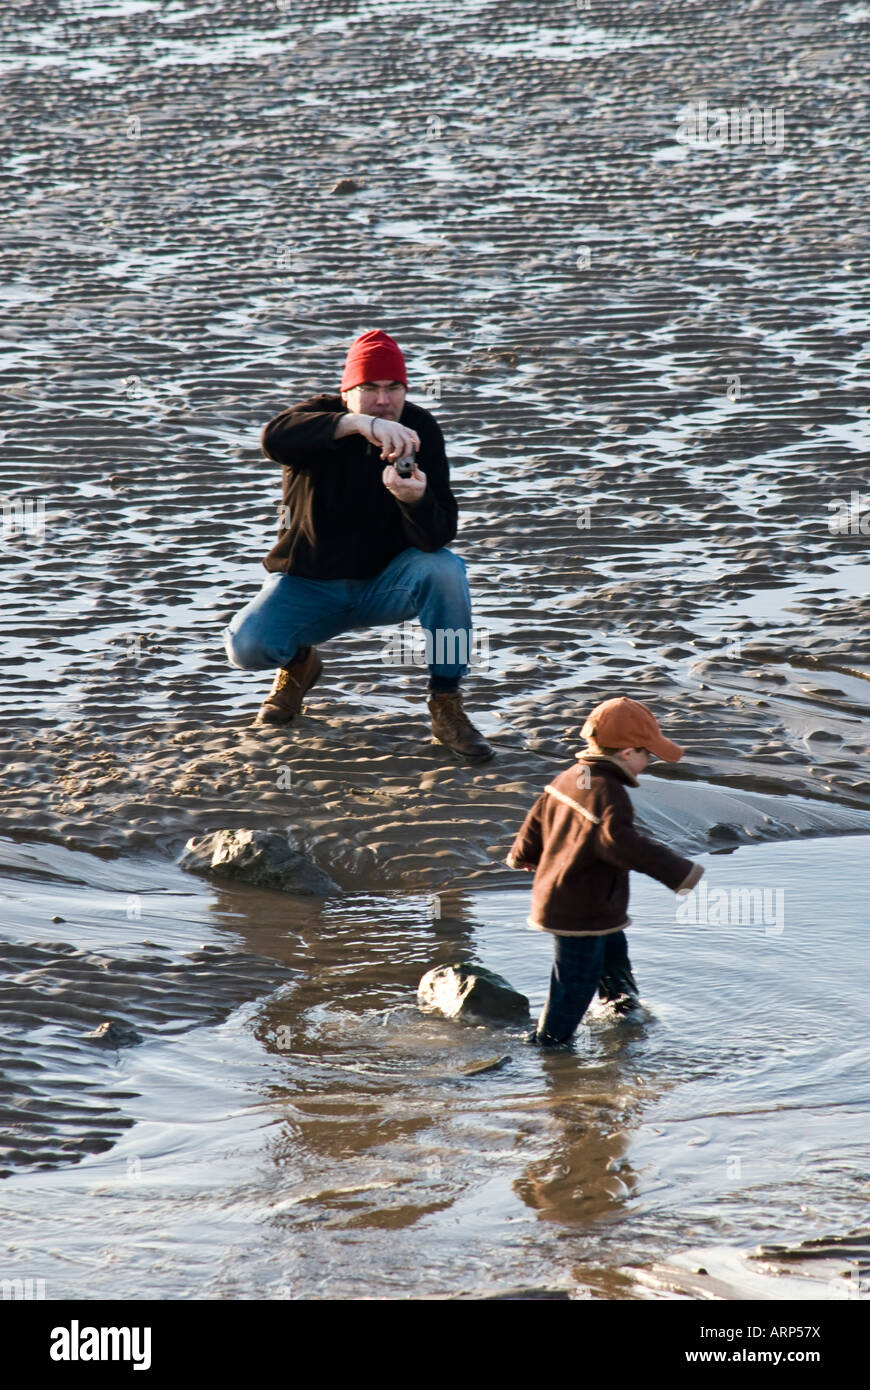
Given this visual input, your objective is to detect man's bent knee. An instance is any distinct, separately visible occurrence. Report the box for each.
[413,547,467,585]
[223,624,273,671]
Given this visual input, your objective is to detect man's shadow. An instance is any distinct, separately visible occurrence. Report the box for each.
[201,880,479,1058]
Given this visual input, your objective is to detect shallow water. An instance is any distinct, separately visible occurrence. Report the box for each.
[1,831,867,1299]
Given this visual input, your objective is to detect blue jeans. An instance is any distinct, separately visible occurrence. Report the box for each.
[535,931,634,1045]
[223,546,473,682]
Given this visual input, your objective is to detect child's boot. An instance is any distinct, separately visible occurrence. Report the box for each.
[597,959,641,1015]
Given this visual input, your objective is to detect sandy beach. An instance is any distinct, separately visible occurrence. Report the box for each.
[2,0,870,880]
[1,0,869,1304]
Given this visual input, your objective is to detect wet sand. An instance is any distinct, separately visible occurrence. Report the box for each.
[1,0,869,884]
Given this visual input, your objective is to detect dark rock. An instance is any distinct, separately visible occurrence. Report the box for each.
[179,828,341,896]
[458,1054,512,1076]
[418,963,529,1023]
[708,822,741,842]
[330,177,363,194]
[83,1020,143,1047]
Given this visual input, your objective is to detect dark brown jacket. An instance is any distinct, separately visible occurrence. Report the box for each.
[507,756,703,936]
[261,394,458,579]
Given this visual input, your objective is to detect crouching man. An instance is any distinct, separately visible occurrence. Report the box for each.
[223,329,493,762]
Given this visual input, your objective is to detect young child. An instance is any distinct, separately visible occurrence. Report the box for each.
[507,696,704,1046]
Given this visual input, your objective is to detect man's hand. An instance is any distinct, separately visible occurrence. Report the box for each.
[365,416,420,462]
[382,461,427,503]
[335,412,421,460]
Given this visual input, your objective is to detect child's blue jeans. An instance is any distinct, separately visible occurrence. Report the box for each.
[535,930,634,1045]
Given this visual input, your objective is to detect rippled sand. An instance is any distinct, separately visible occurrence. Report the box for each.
[2,0,869,882]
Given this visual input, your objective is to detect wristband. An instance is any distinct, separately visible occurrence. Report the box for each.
[370,415,380,441]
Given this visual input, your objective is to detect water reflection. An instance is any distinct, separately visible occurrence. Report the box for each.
[514,1044,646,1226]
[205,881,480,1057]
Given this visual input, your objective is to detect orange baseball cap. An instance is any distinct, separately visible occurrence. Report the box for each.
[580,696,684,761]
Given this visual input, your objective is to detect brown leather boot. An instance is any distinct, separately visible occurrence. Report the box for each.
[427,690,494,762]
[254,647,323,726]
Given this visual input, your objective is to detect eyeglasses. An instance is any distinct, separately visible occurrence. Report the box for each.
[356,383,405,396]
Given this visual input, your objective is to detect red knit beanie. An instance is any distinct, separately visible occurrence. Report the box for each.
[340,330,407,391]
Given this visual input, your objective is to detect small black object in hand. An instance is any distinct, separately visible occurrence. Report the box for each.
[395,452,416,478]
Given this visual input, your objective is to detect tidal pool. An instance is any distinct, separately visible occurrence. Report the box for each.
[1,830,867,1299]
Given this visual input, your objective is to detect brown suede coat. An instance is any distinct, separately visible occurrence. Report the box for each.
[507,756,702,936]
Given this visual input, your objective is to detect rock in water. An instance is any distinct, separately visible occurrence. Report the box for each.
[179,829,340,896]
[418,963,529,1023]
[458,1054,513,1077]
[83,1020,143,1047]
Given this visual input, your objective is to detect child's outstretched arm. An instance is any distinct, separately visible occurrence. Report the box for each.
[506,793,545,871]
[597,797,703,893]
